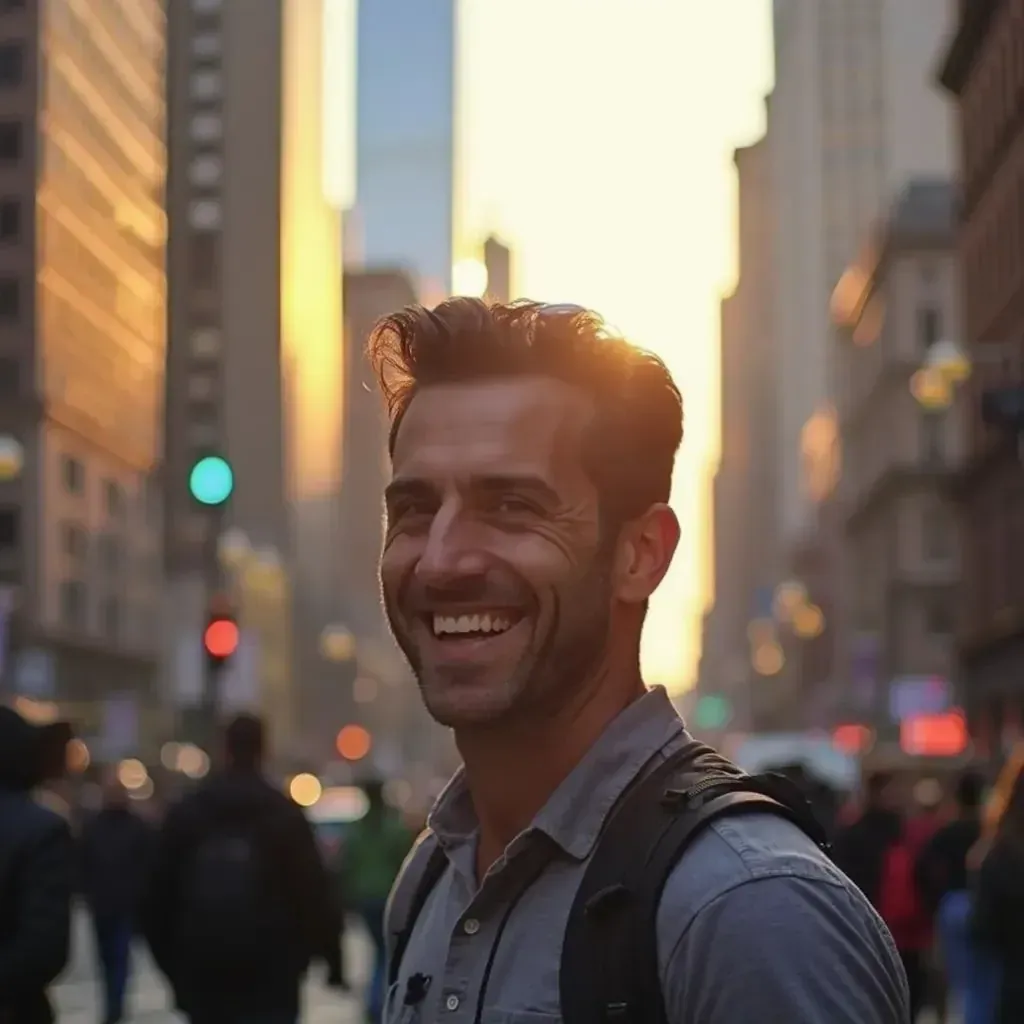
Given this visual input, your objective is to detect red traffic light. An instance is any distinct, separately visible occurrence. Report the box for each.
[204,618,239,659]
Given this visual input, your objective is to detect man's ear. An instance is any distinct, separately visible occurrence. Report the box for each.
[612,504,680,604]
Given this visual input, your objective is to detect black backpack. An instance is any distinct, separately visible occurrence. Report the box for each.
[387,739,830,1024]
[178,811,288,976]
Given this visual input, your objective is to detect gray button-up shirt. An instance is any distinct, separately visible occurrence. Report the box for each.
[385,687,908,1023]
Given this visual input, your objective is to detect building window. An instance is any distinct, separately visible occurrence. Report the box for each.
[98,534,120,573]
[917,307,941,352]
[921,504,953,563]
[102,596,120,640]
[0,43,22,87]
[921,413,945,464]
[0,198,19,241]
[0,121,20,160]
[59,579,86,629]
[924,596,954,637]
[62,455,85,495]
[189,234,218,287]
[188,200,222,231]
[0,277,18,318]
[188,154,223,189]
[0,507,17,549]
[61,522,87,560]
[190,113,223,143]
[190,327,223,359]
[190,69,223,102]
[0,355,16,393]
[104,480,125,520]
[188,373,217,402]
[191,33,222,61]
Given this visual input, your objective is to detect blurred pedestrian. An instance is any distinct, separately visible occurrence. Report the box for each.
[916,770,985,1017]
[971,762,1024,1024]
[834,772,931,1017]
[142,714,339,1024]
[342,779,414,1023]
[79,769,155,1024]
[0,705,75,1024]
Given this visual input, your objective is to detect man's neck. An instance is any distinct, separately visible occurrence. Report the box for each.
[456,668,646,878]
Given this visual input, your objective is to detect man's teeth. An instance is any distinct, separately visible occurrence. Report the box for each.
[432,613,514,637]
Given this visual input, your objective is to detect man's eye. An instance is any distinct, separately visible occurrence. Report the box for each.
[390,501,435,522]
[495,495,536,515]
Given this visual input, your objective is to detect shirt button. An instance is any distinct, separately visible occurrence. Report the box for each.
[463,917,480,935]
[446,994,460,1011]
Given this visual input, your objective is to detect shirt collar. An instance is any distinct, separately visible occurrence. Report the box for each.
[427,686,685,861]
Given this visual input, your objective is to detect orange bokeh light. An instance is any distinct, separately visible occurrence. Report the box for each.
[336,724,372,761]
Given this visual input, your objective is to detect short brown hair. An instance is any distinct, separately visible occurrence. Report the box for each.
[367,298,683,528]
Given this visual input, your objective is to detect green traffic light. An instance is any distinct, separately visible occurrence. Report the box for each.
[189,456,234,506]
[695,695,731,731]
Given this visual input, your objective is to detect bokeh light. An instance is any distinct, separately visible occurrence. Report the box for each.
[289,773,323,808]
[336,724,372,761]
[117,758,149,791]
[752,642,785,676]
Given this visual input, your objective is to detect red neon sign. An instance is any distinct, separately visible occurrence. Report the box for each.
[900,711,968,757]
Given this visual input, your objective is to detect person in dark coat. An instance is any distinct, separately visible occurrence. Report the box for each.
[79,770,155,1024]
[0,705,75,1024]
[141,714,340,1024]
[972,764,1024,1024]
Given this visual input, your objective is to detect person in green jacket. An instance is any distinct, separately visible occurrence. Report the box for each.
[343,779,414,1023]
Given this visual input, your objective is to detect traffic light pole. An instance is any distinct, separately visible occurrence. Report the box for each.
[198,504,226,754]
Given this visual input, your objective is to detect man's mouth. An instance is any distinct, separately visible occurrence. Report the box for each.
[429,612,523,639]
[414,609,530,663]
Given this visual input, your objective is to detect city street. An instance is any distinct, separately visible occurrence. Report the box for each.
[53,907,371,1023]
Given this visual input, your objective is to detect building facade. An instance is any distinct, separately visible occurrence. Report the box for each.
[0,0,166,745]
[705,133,779,729]
[356,0,459,299]
[940,0,1024,754]
[771,0,955,544]
[831,181,964,736]
[163,0,343,757]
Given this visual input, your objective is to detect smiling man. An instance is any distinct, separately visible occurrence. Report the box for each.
[372,299,908,1024]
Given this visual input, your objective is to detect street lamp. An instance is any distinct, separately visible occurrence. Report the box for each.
[0,435,23,482]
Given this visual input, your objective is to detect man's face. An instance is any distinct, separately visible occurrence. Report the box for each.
[380,377,611,728]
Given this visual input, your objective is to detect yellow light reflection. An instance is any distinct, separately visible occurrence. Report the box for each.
[752,642,784,676]
[792,604,825,639]
[911,368,953,411]
[289,773,323,808]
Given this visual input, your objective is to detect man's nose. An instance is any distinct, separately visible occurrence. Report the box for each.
[415,507,488,585]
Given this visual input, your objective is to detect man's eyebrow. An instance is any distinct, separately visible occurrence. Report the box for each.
[384,478,434,504]
[384,474,560,506]
[474,474,560,505]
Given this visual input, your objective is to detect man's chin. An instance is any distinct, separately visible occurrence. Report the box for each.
[418,668,524,729]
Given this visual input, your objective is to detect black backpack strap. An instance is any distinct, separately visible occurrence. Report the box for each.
[560,743,829,1024]
[386,828,448,988]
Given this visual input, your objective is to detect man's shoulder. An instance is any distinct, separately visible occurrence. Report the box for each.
[655,811,908,1021]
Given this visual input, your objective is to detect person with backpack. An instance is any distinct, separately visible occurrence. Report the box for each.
[0,705,75,1024]
[141,714,339,1024]
[367,298,908,1022]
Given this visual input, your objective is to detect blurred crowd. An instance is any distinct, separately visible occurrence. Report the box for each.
[0,705,415,1024]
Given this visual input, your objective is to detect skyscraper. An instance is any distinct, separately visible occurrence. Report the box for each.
[355,0,458,297]
[770,0,954,543]
[0,0,166,738]
[163,0,343,755]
